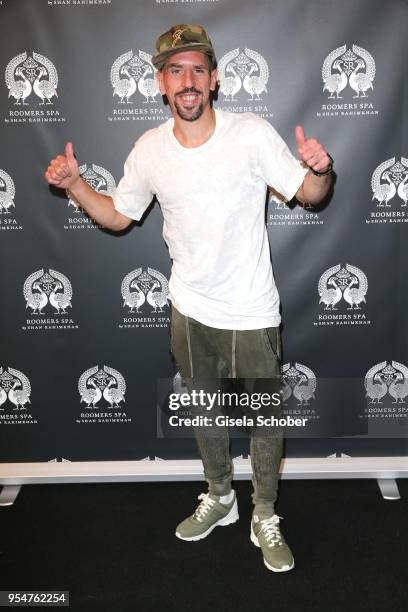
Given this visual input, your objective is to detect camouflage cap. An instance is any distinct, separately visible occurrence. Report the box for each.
[152,24,216,70]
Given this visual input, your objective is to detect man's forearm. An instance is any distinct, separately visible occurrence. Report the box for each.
[68,177,131,231]
[299,170,332,206]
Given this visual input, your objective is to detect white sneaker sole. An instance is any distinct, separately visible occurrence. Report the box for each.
[250,522,295,572]
[176,499,239,542]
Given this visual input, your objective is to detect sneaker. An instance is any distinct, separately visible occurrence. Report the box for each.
[175,491,239,541]
[250,514,294,572]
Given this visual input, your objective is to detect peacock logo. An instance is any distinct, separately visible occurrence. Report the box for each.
[281,363,317,407]
[322,44,375,99]
[0,168,16,215]
[78,365,127,411]
[23,269,73,316]
[0,366,32,411]
[217,48,269,103]
[121,267,169,314]
[364,361,408,405]
[5,52,59,106]
[110,50,160,105]
[371,157,408,208]
[318,264,368,312]
[66,163,116,211]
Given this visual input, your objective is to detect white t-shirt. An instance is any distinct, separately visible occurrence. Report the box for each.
[111,110,307,330]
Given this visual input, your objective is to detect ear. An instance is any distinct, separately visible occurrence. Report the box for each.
[156,70,166,96]
[210,68,218,92]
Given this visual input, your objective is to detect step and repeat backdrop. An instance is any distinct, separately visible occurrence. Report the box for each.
[1,0,407,466]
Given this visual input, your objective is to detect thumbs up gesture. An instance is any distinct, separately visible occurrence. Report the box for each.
[295,125,331,174]
[45,142,80,190]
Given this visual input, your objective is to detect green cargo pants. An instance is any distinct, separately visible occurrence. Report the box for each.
[170,303,283,518]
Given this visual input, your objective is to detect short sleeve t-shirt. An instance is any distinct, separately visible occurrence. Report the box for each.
[111,110,307,330]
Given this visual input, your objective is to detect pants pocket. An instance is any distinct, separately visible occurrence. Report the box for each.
[263,327,281,362]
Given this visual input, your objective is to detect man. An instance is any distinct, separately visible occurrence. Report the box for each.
[45,24,333,572]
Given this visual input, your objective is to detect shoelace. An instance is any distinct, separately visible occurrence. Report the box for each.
[259,515,284,548]
[193,493,216,522]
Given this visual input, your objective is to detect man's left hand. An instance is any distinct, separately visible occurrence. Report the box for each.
[295,125,331,174]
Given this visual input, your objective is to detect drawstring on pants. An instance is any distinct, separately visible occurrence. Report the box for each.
[185,316,194,378]
[232,330,237,378]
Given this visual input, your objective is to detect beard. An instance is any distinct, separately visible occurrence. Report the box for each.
[173,88,205,122]
[174,100,204,122]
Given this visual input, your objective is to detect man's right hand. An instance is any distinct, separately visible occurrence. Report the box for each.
[44,142,80,190]
[44,141,132,231]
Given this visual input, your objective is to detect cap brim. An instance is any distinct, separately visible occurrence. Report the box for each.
[152,43,215,69]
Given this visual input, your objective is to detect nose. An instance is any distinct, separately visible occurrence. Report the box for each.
[181,67,195,89]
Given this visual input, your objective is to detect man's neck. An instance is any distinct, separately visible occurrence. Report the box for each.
[173,107,216,148]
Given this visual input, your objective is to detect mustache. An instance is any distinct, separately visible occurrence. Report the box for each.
[176,88,202,96]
